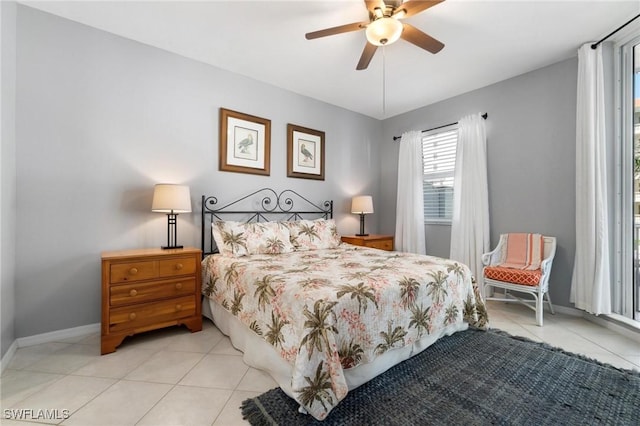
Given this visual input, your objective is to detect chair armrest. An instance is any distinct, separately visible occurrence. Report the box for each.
[540,257,553,276]
[482,235,507,266]
[481,251,494,266]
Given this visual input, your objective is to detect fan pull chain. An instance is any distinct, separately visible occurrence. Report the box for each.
[382,46,386,117]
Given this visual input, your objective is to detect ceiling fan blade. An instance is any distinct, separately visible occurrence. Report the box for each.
[400,23,444,54]
[305,21,368,40]
[364,0,386,14]
[394,1,444,19]
[356,43,378,70]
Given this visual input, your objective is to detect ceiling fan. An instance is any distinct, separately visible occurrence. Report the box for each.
[306,0,445,70]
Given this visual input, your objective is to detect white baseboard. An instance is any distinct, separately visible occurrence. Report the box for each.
[551,305,584,317]
[16,323,100,348]
[2,323,100,372]
[0,339,18,374]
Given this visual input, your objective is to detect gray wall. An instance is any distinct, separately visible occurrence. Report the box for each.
[14,6,382,338]
[380,58,578,308]
[1,1,17,359]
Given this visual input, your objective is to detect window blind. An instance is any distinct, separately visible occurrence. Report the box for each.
[422,127,458,221]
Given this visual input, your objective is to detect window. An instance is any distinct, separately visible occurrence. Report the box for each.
[422,125,458,222]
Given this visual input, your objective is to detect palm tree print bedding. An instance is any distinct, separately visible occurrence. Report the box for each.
[202,244,489,420]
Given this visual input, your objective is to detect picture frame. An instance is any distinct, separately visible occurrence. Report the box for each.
[287,124,325,180]
[219,108,271,176]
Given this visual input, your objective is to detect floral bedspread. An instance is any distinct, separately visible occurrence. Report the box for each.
[202,244,488,420]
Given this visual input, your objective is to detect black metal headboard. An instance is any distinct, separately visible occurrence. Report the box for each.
[201,188,333,257]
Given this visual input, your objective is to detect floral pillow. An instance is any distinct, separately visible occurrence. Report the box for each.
[211,221,248,257]
[212,221,294,257]
[285,218,341,251]
[243,222,295,255]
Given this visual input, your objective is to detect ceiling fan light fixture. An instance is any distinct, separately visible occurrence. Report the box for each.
[365,17,403,46]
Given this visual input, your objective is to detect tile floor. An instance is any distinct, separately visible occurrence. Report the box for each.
[2,301,639,425]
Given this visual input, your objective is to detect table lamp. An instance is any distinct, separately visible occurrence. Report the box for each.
[152,184,191,249]
[351,195,374,237]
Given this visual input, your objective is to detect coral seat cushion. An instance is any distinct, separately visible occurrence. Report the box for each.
[484,266,542,286]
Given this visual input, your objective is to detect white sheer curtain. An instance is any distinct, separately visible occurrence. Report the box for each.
[395,130,426,254]
[570,44,611,315]
[450,114,490,290]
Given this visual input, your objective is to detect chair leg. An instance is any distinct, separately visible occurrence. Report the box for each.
[545,291,555,315]
[536,290,543,327]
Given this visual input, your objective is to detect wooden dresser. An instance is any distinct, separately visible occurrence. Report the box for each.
[101,247,202,354]
[341,234,394,251]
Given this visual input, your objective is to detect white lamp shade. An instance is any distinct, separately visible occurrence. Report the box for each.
[365,17,403,46]
[351,195,374,214]
[151,184,192,213]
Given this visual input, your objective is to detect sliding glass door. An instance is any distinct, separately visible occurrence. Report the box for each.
[633,43,640,320]
[620,37,640,322]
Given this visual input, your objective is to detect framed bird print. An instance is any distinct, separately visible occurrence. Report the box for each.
[219,108,271,175]
[287,124,325,180]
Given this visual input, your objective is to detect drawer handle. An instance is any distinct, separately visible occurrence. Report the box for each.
[175,304,182,311]
[129,267,138,275]
[129,312,137,320]
[129,289,138,297]
[175,282,182,290]
[175,263,183,270]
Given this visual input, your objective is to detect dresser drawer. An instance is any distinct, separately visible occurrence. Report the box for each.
[109,295,196,332]
[159,257,196,278]
[367,239,393,251]
[110,261,157,283]
[110,278,196,307]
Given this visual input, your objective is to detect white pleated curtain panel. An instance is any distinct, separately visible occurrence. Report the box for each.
[570,43,611,315]
[395,130,426,254]
[449,113,490,291]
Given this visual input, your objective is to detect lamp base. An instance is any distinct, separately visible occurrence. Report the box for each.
[161,245,183,250]
[355,233,369,237]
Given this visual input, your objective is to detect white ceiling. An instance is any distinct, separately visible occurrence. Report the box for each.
[21,0,640,119]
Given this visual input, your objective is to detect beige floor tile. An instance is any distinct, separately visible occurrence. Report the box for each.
[541,333,612,356]
[489,321,540,341]
[621,353,640,369]
[124,350,204,384]
[6,343,71,371]
[586,352,640,372]
[561,318,619,336]
[60,380,171,426]
[56,332,99,345]
[209,337,243,356]
[10,375,115,424]
[236,368,278,393]
[581,332,640,355]
[26,344,98,375]
[0,419,46,425]
[73,333,101,346]
[137,385,233,426]
[212,390,259,426]
[164,327,224,354]
[179,354,248,389]
[71,347,155,379]
[115,326,186,352]
[0,370,64,408]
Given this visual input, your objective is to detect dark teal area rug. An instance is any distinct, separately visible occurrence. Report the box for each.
[241,329,640,425]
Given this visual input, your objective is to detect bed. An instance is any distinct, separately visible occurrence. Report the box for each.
[201,188,489,420]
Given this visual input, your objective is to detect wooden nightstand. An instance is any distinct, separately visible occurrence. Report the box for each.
[341,234,394,251]
[101,247,202,354]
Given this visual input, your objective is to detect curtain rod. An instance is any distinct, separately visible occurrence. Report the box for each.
[392,113,487,141]
[591,13,640,49]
